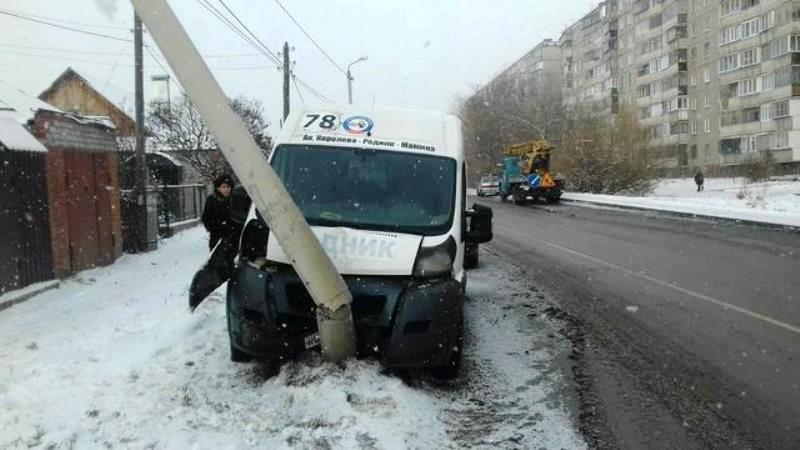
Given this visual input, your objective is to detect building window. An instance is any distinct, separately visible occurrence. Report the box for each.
[720,138,742,155]
[775,131,789,148]
[742,135,758,152]
[720,25,739,45]
[769,36,788,58]
[691,120,698,135]
[761,10,775,31]
[704,68,710,82]
[721,0,740,17]
[760,72,775,91]
[774,100,790,117]
[737,78,758,95]
[761,104,771,121]
[739,48,760,67]
[671,96,689,111]
[705,94,710,108]
[720,54,739,73]
[791,35,800,52]
[740,18,760,40]
[704,118,711,133]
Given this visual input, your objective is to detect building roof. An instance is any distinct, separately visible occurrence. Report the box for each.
[0,79,61,124]
[0,110,47,152]
[39,67,135,129]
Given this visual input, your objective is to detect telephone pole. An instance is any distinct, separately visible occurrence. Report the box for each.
[133,13,149,252]
[282,42,290,121]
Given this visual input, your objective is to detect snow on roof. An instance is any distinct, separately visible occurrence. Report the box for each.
[0,79,61,124]
[0,110,47,152]
[67,114,117,130]
[152,150,183,167]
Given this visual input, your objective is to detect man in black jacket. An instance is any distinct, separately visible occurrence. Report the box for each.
[202,174,234,250]
[694,169,705,192]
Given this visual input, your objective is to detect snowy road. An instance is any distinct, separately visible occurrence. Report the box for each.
[483,195,800,449]
[0,227,585,449]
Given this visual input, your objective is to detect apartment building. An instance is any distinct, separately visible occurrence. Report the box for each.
[618,0,691,168]
[480,39,562,107]
[560,2,620,117]
[474,0,800,172]
[713,0,800,167]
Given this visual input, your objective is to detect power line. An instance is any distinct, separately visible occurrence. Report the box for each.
[294,77,334,103]
[0,43,260,59]
[0,43,132,56]
[0,8,132,43]
[292,76,307,107]
[0,49,136,67]
[271,0,347,76]
[216,0,283,65]
[0,49,267,73]
[215,0,333,103]
[0,7,131,30]
[197,0,280,66]
[195,0,334,104]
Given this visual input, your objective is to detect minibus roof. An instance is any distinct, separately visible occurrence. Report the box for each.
[277,105,463,160]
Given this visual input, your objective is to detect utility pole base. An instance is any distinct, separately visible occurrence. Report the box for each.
[316,305,357,363]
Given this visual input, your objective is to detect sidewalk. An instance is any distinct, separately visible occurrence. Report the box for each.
[563,177,800,229]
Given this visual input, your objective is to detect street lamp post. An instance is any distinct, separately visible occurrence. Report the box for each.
[346,56,368,105]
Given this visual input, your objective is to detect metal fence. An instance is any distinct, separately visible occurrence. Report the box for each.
[157,183,207,236]
[0,150,54,294]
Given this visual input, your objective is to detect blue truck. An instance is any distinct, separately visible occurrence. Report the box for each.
[499,140,564,205]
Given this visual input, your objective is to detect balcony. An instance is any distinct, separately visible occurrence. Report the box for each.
[669,110,690,121]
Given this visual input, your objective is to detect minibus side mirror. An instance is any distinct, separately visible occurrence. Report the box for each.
[465,203,493,244]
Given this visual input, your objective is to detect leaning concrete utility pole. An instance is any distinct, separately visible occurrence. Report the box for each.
[129,0,356,362]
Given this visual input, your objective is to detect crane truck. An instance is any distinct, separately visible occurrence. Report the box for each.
[499,140,565,205]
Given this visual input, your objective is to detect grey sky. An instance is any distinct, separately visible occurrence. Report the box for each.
[0,0,596,132]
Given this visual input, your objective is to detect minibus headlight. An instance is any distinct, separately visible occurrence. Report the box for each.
[413,237,456,278]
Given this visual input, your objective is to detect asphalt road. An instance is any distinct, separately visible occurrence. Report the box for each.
[475,196,800,449]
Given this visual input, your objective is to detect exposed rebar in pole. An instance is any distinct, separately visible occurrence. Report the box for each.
[129,0,356,363]
[133,13,149,252]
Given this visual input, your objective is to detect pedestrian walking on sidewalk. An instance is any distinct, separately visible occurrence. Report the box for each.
[694,169,705,192]
[202,174,234,250]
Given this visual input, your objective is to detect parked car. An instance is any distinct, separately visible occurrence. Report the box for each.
[476,175,500,196]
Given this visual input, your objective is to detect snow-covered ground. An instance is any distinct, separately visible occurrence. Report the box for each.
[0,227,585,449]
[563,177,800,227]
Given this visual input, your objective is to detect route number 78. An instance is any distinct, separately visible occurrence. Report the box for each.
[304,114,338,130]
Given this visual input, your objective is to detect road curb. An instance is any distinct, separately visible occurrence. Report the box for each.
[561,198,800,233]
[0,280,60,312]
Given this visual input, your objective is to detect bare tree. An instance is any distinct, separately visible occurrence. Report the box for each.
[558,108,656,194]
[456,81,567,185]
[146,93,272,183]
